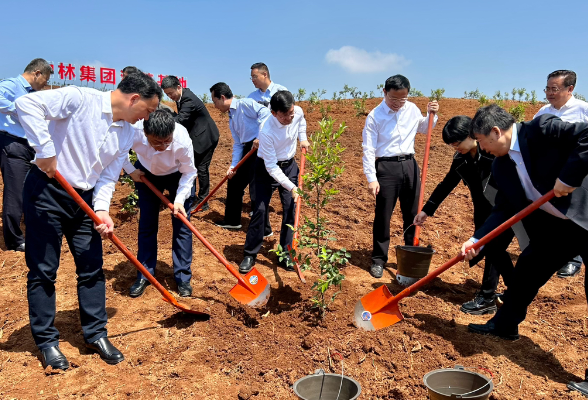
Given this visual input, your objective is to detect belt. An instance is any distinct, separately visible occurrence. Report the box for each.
[0,130,29,144]
[377,154,414,162]
[276,158,294,168]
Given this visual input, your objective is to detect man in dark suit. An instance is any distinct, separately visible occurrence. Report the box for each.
[458,104,588,395]
[162,76,220,211]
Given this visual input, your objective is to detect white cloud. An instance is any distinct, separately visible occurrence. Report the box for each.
[325,46,411,73]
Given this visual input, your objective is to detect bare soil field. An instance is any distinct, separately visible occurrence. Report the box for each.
[1,98,587,399]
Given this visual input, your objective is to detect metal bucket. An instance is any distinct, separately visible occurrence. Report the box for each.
[395,245,435,287]
[423,366,493,400]
[293,370,361,400]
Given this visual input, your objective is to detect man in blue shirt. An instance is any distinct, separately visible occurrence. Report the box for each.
[0,58,53,251]
[248,63,287,107]
[210,82,272,232]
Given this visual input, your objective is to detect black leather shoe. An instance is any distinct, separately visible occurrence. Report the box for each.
[568,380,588,397]
[86,337,124,365]
[370,263,383,278]
[15,243,25,252]
[40,346,69,370]
[177,281,192,297]
[239,256,255,274]
[557,263,582,278]
[129,278,150,298]
[279,254,294,271]
[468,320,519,340]
[195,203,209,212]
[460,293,497,315]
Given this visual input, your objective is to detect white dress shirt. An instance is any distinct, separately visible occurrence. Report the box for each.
[16,87,136,212]
[258,105,307,191]
[123,122,197,204]
[228,98,271,168]
[362,100,437,183]
[534,96,588,123]
[248,81,288,105]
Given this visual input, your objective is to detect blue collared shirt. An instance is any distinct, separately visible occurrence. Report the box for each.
[0,75,33,138]
[228,98,271,167]
[248,81,288,105]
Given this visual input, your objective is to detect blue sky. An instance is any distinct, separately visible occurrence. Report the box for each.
[2,0,588,100]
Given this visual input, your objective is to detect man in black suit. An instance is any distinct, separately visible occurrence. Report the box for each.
[458,104,588,395]
[162,76,220,211]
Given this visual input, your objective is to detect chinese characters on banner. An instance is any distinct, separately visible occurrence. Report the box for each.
[51,62,188,88]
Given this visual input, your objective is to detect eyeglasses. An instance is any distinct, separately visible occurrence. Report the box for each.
[147,136,173,148]
[544,86,568,94]
[250,74,260,81]
[386,94,408,104]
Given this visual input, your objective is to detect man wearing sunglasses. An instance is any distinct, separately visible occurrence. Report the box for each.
[534,70,587,279]
[362,74,439,278]
[123,110,197,299]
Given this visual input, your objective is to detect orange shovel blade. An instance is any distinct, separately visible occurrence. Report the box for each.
[353,285,404,331]
[161,297,210,316]
[228,267,271,308]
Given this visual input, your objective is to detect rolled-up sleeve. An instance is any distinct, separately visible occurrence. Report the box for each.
[16,87,83,158]
[175,144,198,204]
[0,81,18,117]
[362,114,378,183]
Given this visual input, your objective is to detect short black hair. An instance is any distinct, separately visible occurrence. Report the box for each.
[209,82,233,99]
[24,58,53,76]
[117,72,162,101]
[547,70,577,88]
[270,90,294,113]
[143,109,175,138]
[384,74,410,92]
[470,104,515,138]
[122,66,140,75]
[251,62,270,79]
[442,116,472,144]
[161,75,181,90]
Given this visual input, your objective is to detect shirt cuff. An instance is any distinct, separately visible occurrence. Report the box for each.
[93,199,110,213]
[299,132,308,141]
[284,181,296,192]
[559,180,572,188]
[366,174,377,184]
[33,141,56,159]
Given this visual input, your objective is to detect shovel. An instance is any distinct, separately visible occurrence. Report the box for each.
[413,111,435,246]
[140,175,271,308]
[191,147,257,215]
[54,171,208,316]
[287,147,307,283]
[354,189,555,331]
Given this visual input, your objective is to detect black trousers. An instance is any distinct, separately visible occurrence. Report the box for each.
[490,210,588,330]
[474,229,515,299]
[134,161,194,283]
[372,157,420,264]
[225,141,256,224]
[244,157,298,258]
[24,166,107,349]
[0,131,34,249]
[193,141,218,205]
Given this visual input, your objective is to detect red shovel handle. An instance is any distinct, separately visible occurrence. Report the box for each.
[378,189,556,312]
[289,148,307,283]
[191,147,257,214]
[139,176,257,294]
[413,112,435,246]
[53,171,181,307]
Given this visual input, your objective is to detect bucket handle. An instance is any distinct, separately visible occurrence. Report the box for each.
[450,365,493,399]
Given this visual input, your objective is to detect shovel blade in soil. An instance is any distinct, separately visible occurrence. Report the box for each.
[161,297,210,316]
[353,284,404,331]
[229,267,271,308]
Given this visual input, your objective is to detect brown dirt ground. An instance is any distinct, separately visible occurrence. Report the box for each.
[1,98,587,399]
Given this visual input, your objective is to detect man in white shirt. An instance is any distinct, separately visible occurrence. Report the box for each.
[210,82,272,233]
[239,91,310,273]
[123,109,197,299]
[534,69,587,278]
[16,72,161,370]
[248,63,287,107]
[362,74,439,278]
